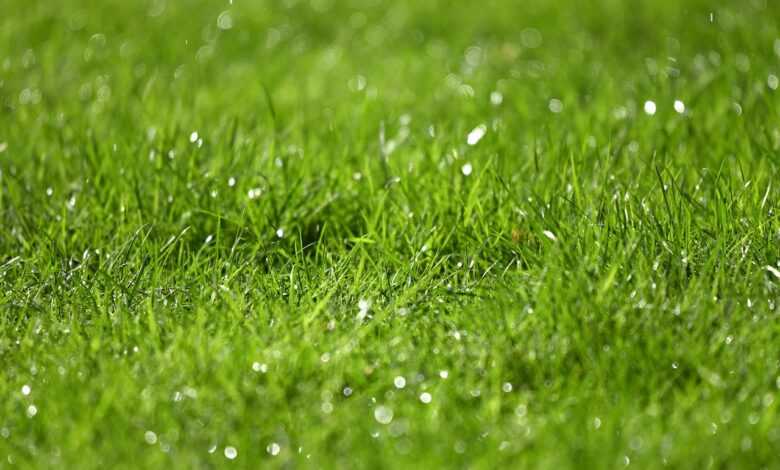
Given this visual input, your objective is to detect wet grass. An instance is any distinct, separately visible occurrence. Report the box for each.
[1,0,780,468]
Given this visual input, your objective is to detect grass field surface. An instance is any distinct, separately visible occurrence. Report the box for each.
[1,0,780,468]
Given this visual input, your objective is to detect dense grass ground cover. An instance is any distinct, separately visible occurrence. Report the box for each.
[1,0,780,468]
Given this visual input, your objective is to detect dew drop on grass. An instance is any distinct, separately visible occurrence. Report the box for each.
[673,100,685,114]
[393,376,406,389]
[21,385,31,396]
[521,28,543,48]
[189,131,199,143]
[502,382,513,393]
[252,362,267,373]
[461,163,473,176]
[224,446,238,459]
[466,125,486,145]
[643,100,657,115]
[26,405,37,418]
[769,74,779,90]
[267,442,281,456]
[348,75,367,92]
[542,230,557,242]
[548,98,563,113]
[357,298,371,320]
[490,91,503,106]
[439,370,449,379]
[217,11,233,30]
[228,177,236,187]
[276,228,285,238]
[419,392,432,404]
[144,431,157,444]
[374,406,393,424]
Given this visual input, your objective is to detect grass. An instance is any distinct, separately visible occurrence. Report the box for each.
[1,0,780,468]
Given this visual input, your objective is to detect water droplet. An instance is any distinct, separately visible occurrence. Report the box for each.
[673,100,685,114]
[189,131,199,143]
[768,74,779,90]
[393,376,406,389]
[144,431,157,444]
[490,91,503,106]
[520,28,543,48]
[348,75,367,92]
[217,11,234,30]
[267,442,281,456]
[439,370,449,379]
[357,298,371,320]
[461,163,473,176]
[466,125,486,146]
[542,230,557,242]
[643,100,657,115]
[252,362,268,373]
[276,228,285,238]
[228,177,236,187]
[502,382,513,393]
[548,98,563,113]
[224,446,238,459]
[419,392,432,404]
[374,406,393,424]
[21,385,31,396]
[26,405,37,418]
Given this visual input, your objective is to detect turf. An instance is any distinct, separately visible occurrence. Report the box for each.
[1,0,780,468]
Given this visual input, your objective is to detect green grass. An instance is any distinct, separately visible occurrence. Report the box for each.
[2,0,780,468]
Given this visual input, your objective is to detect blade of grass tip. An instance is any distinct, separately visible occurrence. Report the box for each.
[261,83,277,131]
[464,158,492,225]
[569,150,583,208]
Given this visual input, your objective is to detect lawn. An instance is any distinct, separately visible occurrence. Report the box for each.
[1,0,780,468]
